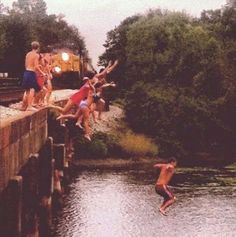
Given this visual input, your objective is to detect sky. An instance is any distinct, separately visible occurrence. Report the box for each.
[2,0,227,69]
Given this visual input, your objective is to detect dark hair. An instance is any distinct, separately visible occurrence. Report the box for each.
[84,71,95,79]
[93,94,100,103]
[169,157,177,163]
[46,45,53,53]
[99,68,105,73]
[94,82,103,88]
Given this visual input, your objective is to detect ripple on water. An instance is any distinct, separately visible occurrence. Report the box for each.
[52,168,236,237]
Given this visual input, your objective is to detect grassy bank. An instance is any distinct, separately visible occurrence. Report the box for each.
[73,105,158,160]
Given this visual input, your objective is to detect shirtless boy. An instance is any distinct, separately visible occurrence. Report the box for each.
[22,41,45,111]
[154,157,177,215]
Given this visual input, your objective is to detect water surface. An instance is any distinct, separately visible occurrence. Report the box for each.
[52,165,236,237]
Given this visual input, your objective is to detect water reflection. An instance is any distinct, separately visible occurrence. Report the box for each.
[52,166,236,237]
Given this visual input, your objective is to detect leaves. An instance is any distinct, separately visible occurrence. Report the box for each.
[0,0,86,77]
[100,5,236,160]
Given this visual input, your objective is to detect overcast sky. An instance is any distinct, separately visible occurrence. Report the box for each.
[2,0,226,68]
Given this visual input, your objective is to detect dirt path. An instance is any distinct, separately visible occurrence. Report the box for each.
[92,105,124,134]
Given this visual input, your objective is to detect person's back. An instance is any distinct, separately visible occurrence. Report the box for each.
[21,41,41,111]
[25,49,39,71]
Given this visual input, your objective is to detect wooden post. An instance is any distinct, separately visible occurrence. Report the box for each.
[39,137,54,199]
[53,144,65,171]
[53,144,65,194]
[7,176,23,237]
[38,137,54,237]
[20,154,39,237]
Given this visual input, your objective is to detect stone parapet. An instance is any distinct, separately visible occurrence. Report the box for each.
[0,89,76,192]
[0,109,48,192]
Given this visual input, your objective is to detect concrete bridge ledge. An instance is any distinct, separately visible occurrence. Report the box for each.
[0,89,76,193]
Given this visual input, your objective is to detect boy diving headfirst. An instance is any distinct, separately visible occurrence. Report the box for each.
[154,157,177,215]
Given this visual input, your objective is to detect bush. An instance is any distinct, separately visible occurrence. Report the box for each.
[74,134,107,159]
[74,132,124,159]
[73,130,158,159]
[93,132,123,156]
[118,131,158,157]
[88,140,108,158]
[125,83,232,159]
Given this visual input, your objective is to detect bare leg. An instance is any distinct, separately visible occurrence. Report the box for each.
[21,91,28,111]
[41,87,47,105]
[34,90,43,107]
[90,103,97,123]
[97,99,105,120]
[26,88,37,111]
[45,79,52,105]
[82,108,91,141]
[50,99,74,114]
[75,111,83,128]
[159,197,176,215]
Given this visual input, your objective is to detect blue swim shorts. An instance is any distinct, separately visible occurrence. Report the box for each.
[22,70,40,92]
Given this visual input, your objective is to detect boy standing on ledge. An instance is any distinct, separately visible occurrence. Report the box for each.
[154,157,177,215]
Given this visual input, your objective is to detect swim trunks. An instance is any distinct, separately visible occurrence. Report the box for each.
[93,94,101,103]
[36,74,44,89]
[155,184,174,202]
[79,100,88,110]
[22,70,40,92]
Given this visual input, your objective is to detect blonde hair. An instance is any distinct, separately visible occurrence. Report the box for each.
[31,41,40,50]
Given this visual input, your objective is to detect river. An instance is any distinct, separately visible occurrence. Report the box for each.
[51,163,236,237]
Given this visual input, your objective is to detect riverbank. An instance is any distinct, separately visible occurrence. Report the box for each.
[92,104,124,133]
[72,157,161,170]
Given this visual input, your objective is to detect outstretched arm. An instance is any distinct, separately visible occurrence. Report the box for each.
[153,163,165,169]
[88,80,96,94]
[100,82,116,88]
[107,59,119,74]
[95,61,112,79]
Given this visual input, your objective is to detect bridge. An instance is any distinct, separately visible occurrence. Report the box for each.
[0,90,77,237]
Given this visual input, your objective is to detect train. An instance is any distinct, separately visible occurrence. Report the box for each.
[51,50,94,89]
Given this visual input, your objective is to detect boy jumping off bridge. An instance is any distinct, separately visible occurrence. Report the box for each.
[154,157,177,216]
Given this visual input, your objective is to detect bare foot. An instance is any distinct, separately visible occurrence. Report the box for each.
[56,115,63,120]
[76,121,83,129]
[26,106,38,112]
[20,107,27,111]
[159,208,167,216]
[84,134,91,141]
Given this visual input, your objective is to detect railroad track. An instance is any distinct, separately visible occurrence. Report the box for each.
[0,78,24,106]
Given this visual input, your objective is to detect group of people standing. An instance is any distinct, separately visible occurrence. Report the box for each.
[21,41,53,111]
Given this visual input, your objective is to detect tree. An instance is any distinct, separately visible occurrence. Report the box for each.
[12,0,47,16]
[100,4,236,160]
[226,0,236,8]
[0,0,86,77]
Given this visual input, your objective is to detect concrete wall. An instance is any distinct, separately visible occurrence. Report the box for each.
[0,109,48,192]
[0,89,76,193]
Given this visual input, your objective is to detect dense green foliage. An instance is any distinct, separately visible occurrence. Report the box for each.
[74,132,122,159]
[99,5,236,160]
[0,0,85,77]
